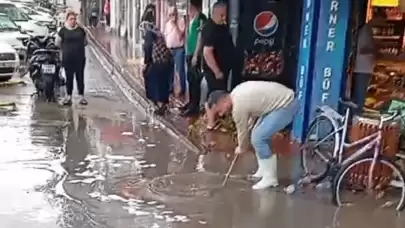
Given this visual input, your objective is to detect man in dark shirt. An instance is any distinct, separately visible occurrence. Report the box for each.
[201,2,234,129]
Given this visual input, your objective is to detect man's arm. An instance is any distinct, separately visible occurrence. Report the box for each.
[174,16,186,39]
[202,27,221,76]
[55,28,63,48]
[233,105,250,151]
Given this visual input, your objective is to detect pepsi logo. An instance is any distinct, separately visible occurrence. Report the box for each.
[253,11,279,37]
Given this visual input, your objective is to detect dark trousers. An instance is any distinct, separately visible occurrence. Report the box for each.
[89,16,98,27]
[205,69,229,94]
[64,59,86,96]
[105,14,111,26]
[144,61,172,103]
[351,72,372,114]
[186,55,203,110]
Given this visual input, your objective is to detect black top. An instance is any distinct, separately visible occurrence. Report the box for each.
[58,26,86,63]
[201,19,234,74]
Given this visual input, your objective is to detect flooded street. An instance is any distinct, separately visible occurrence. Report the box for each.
[0,45,404,227]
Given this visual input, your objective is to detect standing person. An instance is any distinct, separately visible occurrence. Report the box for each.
[104,0,111,27]
[206,81,298,190]
[201,2,234,129]
[140,17,173,115]
[352,9,385,113]
[88,1,99,28]
[180,0,207,116]
[56,11,88,106]
[163,6,186,97]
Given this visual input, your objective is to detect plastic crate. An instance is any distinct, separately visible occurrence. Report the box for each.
[347,115,400,188]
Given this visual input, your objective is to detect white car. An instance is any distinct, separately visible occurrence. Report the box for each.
[8,0,35,6]
[16,4,57,31]
[0,13,29,68]
[0,0,49,36]
[0,41,20,81]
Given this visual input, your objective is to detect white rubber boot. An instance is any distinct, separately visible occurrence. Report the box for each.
[252,155,279,190]
[252,156,264,178]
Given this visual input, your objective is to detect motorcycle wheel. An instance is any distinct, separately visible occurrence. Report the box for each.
[44,77,55,102]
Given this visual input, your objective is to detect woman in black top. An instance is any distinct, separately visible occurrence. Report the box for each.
[56,11,88,106]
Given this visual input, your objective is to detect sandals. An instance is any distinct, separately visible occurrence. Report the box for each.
[62,97,72,106]
[62,97,88,106]
[79,97,88,105]
[154,105,167,116]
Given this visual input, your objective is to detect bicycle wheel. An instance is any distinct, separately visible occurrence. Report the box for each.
[332,155,405,211]
[301,114,339,182]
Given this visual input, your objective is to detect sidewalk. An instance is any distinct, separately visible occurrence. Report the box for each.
[85,27,296,157]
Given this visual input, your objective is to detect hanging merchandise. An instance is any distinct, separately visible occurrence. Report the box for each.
[240,0,287,81]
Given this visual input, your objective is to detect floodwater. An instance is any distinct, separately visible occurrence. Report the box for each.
[0,46,404,227]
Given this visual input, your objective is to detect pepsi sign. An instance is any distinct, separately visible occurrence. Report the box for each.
[253,11,278,46]
[254,11,279,37]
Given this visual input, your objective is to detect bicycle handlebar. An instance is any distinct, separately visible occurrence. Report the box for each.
[379,109,404,127]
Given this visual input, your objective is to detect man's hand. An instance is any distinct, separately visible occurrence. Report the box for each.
[234,146,243,154]
[215,71,224,79]
[191,55,198,67]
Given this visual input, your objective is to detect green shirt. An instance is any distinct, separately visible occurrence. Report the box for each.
[186,13,207,56]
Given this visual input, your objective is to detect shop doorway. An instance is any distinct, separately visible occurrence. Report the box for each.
[349,0,405,111]
[235,0,303,90]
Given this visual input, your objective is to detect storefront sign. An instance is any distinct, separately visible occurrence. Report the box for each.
[240,1,287,81]
[311,0,351,116]
[292,0,318,141]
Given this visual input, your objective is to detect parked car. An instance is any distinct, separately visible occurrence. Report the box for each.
[0,12,29,73]
[8,0,35,7]
[0,0,49,37]
[16,4,57,31]
[34,5,54,16]
[0,41,20,82]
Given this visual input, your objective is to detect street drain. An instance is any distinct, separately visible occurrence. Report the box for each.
[148,172,250,199]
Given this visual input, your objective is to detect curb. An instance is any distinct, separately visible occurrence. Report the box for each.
[84,27,200,154]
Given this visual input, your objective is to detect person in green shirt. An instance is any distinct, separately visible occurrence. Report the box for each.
[180,0,207,116]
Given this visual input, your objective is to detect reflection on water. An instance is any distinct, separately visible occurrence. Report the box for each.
[0,95,95,227]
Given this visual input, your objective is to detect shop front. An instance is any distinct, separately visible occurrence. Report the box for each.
[306,0,405,116]
[360,1,405,112]
[299,0,405,143]
[293,0,363,141]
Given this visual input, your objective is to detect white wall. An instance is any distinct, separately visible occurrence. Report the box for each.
[110,0,119,29]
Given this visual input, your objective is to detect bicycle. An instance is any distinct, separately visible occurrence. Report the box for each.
[300,99,405,211]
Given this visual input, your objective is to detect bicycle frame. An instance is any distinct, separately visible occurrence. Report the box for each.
[312,107,383,167]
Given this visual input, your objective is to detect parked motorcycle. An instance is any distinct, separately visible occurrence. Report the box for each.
[24,35,57,60]
[26,35,65,102]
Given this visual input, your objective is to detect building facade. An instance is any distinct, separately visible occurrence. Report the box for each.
[94,0,405,142]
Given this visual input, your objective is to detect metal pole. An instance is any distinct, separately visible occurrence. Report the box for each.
[228,0,239,90]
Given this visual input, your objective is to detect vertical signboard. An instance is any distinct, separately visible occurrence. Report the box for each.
[311,0,351,116]
[292,0,319,142]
